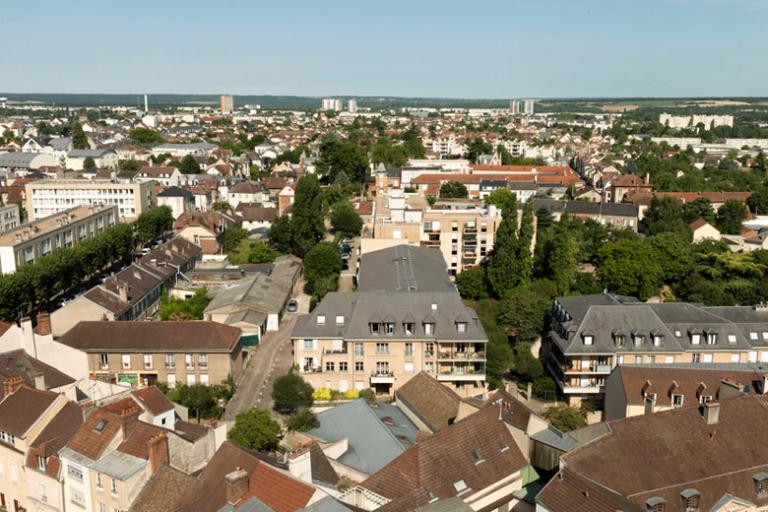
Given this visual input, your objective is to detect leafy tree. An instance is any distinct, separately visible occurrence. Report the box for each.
[754,151,767,173]
[178,154,201,174]
[535,223,578,294]
[535,206,554,232]
[497,285,552,343]
[304,242,342,298]
[747,188,768,216]
[681,197,716,224]
[544,406,587,432]
[71,121,88,149]
[643,196,689,238]
[439,181,468,199]
[517,202,535,284]
[120,159,140,172]
[82,156,97,173]
[316,139,370,183]
[222,228,248,254]
[647,233,693,282]
[466,138,493,163]
[268,215,293,253]
[596,239,663,300]
[371,143,409,168]
[212,201,234,213]
[716,200,749,235]
[272,372,314,413]
[330,201,363,237]
[511,343,544,382]
[290,176,325,256]
[286,407,320,432]
[129,127,164,144]
[136,206,173,243]
[249,241,280,263]
[455,265,489,300]
[487,197,519,297]
[485,189,515,209]
[158,288,211,320]
[174,384,220,420]
[228,408,281,451]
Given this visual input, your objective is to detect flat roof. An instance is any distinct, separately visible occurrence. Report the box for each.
[0,205,116,246]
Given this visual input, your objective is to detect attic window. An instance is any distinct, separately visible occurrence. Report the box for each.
[727,334,737,344]
[453,479,469,494]
[385,322,395,336]
[37,456,46,471]
[762,332,768,341]
[750,332,759,341]
[680,489,700,511]
[424,322,435,335]
[674,330,682,338]
[633,334,645,347]
[614,335,625,348]
[456,322,467,333]
[431,303,438,310]
[706,333,717,345]
[691,334,701,345]
[671,394,684,408]
[335,315,344,325]
[370,323,380,335]
[753,472,768,498]
[471,450,484,464]
[652,335,663,347]
[317,315,325,325]
[403,322,415,335]
[426,491,438,504]
[499,442,509,452]
[583,335,593,346]
[646,497,666,512]
[94,419,108,433]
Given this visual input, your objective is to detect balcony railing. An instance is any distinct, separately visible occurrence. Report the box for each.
[323,348,348,355]
[371,370,394,377]
[198,362,208,369]
[438,351,486,360]
[302,367,323,373]
[165,363,175,369]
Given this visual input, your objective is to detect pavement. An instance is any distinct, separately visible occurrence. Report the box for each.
[222,291,309,420]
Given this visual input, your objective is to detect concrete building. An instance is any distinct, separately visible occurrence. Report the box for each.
[25,179,156,221]
[0,152,58,174]
[0,205,118,274]
[157,186,195,219]
[57,321,244,388]
[347,98,358,114]
[509,100,521,114]
[321,98,342,111]
[0,204,20,234]
[659,112,734,130]
[66,149,118,171]
[546,293,768,408]
[220,95,234,113]
[149,143,218,158]
[523,99,535,115]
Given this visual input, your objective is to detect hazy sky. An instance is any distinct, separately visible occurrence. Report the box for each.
[4,0,767,98]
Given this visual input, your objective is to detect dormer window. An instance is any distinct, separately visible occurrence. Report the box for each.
[652,334,663,347]
[335,315,344,325]
[750,332,758,341]
[424,322,435,335]
[471,449,484,464]
[706,332,717,345]
[680,489,700,511]
[456,322,467,333]
[691,333,701,345]
[727,334,736,344]
[385,322,395,336]
[370,323,380,335]
[753,472,768,498]
[633,333,645,347]
[317,315,325,325]
[403,322,415,335]
[671,394,684,408]
[37,456,47,471]
[646,497,666,512]
[614,335,625,348]
[583,335,593,346]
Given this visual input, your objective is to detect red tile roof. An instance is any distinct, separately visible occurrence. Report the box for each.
[132,387,175,415]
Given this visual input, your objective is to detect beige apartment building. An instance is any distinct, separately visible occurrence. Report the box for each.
[372,189,503,275]
[57,321,244,388]
[0,205,118,274]
[0,204,20,234]
[546,293,768,408]
[25,179,156,221]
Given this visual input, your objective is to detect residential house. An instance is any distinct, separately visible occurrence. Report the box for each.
[533,199,639,232]
[158,186,195,219]
[174,211,240,255]
[603,174,651,203]
[135,166,183,187]
[226,181,266,208]
[690,217,721,242]
[238,205,277,233]
[394,371,479,433]
[66,149,118,171]
[0,153,58,175]
[57,321,244,388]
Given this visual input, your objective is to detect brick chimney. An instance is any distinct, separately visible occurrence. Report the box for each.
[703,401,720,425]
[147,433,169,474]
[3,375,25,396]
[120,405,141,436]
[34,312,52,336]
[225,467,249,505]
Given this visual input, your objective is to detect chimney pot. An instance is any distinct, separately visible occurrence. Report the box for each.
[35,312,52,336]
[703,401,720,425]
[225,468,249,505]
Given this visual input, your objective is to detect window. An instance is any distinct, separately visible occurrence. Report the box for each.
[653,335,663,347]
[94,419,108,432]
[325,362,335,372]
[369,323,380,335]
[646,497,666,512]
[111,478,117,495]
[427,491,438,503]
[453,479,469,494]
[339,362,348,372]
[167,374,177,388]
[691,334,700,345]
[317,315,325,325]
[727,334,737,344]
[583,335,593,346]
[674,330,682,338]
[681,489,700,511]
[615,335,625,348]
[405,342,414,356]
[403,323,415,335]
[672,394,684,407]
[754,473,768,498]
[37,456,46,471]
[186,374,195,385]
[96,472,103,489]
[376,342,389,354]
[376,362,390,375]
[121,354,131,369]
[692,353,701,363]
[99,353,109,369]
[699,395,712,404]
[633,334,645,347]
[71,487,85,505]
[424,322,435,335]
[144,354,152,369]
[335,315,344,325]
[39,484,48,503]
[405,362,415,373]
[706,333,717,345]
[425,362,434,373]
[385,323,395,335]
[354,343,364,356]
[68,464,83,481]
[762,332,768,341]
[456,322,467,333]
[750,332,759,341]
[99,503,107,512]
[198,354,208,368]
[471,449,484,464]
[199,374,209,385]
[303,339,314,350]
[165,353,175,369]
[355,361,364,372]
[185,354,194,369]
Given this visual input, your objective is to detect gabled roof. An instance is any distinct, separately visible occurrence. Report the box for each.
[26,401,83,478]
[128,464,195,512]
[0,385,59,438]
[131,386,175,415]
[0,349,75,400]
[358,245,455,293]
[396,372,461,432]
[65,408,123,460]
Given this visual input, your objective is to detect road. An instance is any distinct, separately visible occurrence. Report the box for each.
[223,297,307,420]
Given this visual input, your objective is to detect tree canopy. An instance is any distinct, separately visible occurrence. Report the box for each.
[290,176,325,256]
[272,373,314,414]
[439,181,469,199]
[228,408,281,451]
[330,201,363,237]
[136,206,173,244]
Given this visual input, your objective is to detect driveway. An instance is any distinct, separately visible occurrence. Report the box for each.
[222,292,309,420]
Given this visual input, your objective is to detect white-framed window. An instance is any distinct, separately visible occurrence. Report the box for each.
[762,332,768,341]
[691,334,700,345]
[424,322,434,335]
[37,456,46,471]
[385,323,395,335]
[335,315,344,325]
[121,354,131,369]
[703,353,713,363]
[672,394,684,407]
[68,463,83,481]
[167,374,177,388]
[453,479,469,494]
[376,342,389,354]
[727,334,737,344]
[96,472,103,489]
[71,487,85,505]
[731,353,740,363]
[185,354,194,369]
[456,322,467,333]
[317,315,325,325]
[354,343,364,356]
[199,374,209,385]
[198,353,207,368]
[303,339,315,350]
[653,335,663,347]
[751,332,759,341]
[99,353,109,369]
[144,354,152,369]
[111,478,117,495]
[617,355,624,365]
[186,374,196,385]
[405,362,415,373]
[583,335,593,346]
[99,503,107,512]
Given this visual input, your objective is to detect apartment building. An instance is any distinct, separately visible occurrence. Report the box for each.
[373,190,503,275]
[533,198,639,232]
[292,245,487,397]
[57,321,244,388]
[546,293,768,408]
[0,205,118,274]
[25,179,156,221]
[0,204,20,234]
[659,112,734,130]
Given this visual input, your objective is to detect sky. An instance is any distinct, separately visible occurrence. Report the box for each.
[3,0,767,98]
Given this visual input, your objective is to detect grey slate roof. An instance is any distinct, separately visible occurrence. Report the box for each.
[218,497,273,512]
[530,425,579,452]
[67,149,115,158]
[0,152,48,167]
[358,245,455,293]
[158,186,193,199]
[534,198,638,217]
[292,291,486,342]
[308,399,407,475]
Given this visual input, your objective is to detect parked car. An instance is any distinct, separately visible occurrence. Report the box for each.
[286,299,299,313]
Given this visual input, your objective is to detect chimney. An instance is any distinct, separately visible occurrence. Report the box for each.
[120,405,141,436]
[702,401,720,425]
[118,284,128,303]
[225,467,249,505]
[147,433,169,474]
[34,373,46,390]
[287,446,313,483]
[3,375,24,396]
[34,312,52,336]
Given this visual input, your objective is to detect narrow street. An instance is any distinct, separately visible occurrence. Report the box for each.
[223,296,308,420]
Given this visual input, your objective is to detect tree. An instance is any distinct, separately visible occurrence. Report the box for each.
[647,232,693,282]
[330,201,363,237]
[597,239,663,300]
[439,181,468,199]
[174,384,220,420]
[544,406,587,432]
[248,241,280,263]
[497,286,551,343]
[82,156,96,173]
[290,176,325,256]
[272,373,314,414]
[643,196,689,238]
[316,139,369,184]
[212,201,234,213]
[268,215,292,253]
[286,407,320,432]
[535,223,578,294]
[747,188,768,216]
[485,189,515,209]
[371,143,409,168]
[136,206,173,243]
[178,154,201,174]
[455,265,489,300]
[486,197,519,297]
[466,138,493,163]
[71,121,88,149]
[682,197,715,224]
[228,408,281,451]
[516,202,535,284]
[129,127,164,144]
[222,228,248,254]
[304,242,342,298]
[158,288,211,320]
[535,206,554,232]
[120,159,140,172]
[511,343,544,382]
[716,200,749,235]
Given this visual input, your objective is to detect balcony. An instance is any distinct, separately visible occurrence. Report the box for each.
[438,351,486,361]
[302,366,323,374]
[323,348,348,355]
[463,224,477,234]
[165,363,175,370]
[370,370,395,384]
[198,362,208,369]
[563,362,612,374]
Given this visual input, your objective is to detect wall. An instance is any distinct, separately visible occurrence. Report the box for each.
[51,297,114,337]
[168,432,215,475]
